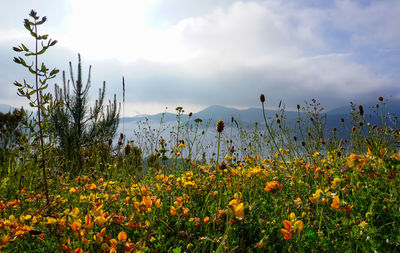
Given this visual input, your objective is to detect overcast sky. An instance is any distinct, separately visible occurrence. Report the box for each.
[1,0,399,116]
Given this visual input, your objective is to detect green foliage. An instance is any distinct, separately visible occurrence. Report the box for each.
[52,54,120,173]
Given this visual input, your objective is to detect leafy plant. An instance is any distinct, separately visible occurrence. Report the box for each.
[13,10,59,205]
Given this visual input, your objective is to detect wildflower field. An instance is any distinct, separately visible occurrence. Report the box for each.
[1,95,400,252]
[1,10,400,253]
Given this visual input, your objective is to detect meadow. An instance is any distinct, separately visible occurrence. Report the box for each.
[1,10,399,253]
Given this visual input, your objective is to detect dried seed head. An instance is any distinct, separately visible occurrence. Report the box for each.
[260,94,265,103]
[216,120,225,133]
[310,117,314,122]
[218,161,227,170]
[189,112,193,117]
[358,122,363,126]
[118,140,123,146]
[376,104,379,108]
[120,133,124,140]
[378,96,383,101]
[301,141,306,147]
[340,118,344,123]
[358,105,364,116]
[19,145,25,151]
[293,136,297,142]
[124,143,132,155]
[108,137,113,146]
[352,126,356,132]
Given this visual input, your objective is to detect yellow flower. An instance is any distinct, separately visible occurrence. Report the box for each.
[94,216,107,226]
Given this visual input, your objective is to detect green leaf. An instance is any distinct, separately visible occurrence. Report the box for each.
[21,44,29,51]
[50,69,59,76]
[12,46,23,52]
[13,57,21,64]
[172,247,181,253]
[25,52,35,56]
[37,48,46,55]
[30,31,37,38]
[14,81,23,87]
[49,40,57,46]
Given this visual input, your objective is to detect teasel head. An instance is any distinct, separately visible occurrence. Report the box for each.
[124,143,131,155]
[340,117,344,123]
[120,133,124,140]
[260,94,265,103]
[358,105,364,116]
[297,104,300,110]
[216,120,224,133]
[378,96,383,102]
[189,112,193,117]
[293,136,297,142]
[301,141,306,147]
[107,137,113,146]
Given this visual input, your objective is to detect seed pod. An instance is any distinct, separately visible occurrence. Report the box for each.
[297,104,300,110]
[108,137,113,146]
[358,105,364,116]
[216,120,225,133]
[260,94,265,103]
[378,96,383,101]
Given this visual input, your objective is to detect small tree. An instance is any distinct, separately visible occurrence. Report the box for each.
[52,54,120,172]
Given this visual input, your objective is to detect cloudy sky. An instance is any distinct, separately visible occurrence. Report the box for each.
[1,0,399,116]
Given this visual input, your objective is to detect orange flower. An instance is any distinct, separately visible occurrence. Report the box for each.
[118,231,127,242]
[264,181,282,194]
[84,215,93,230]
[331,195,341,210]
[71,221,81,232]
[204,216,210,224]
[170,206,178,216]
[281,220,293,240]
